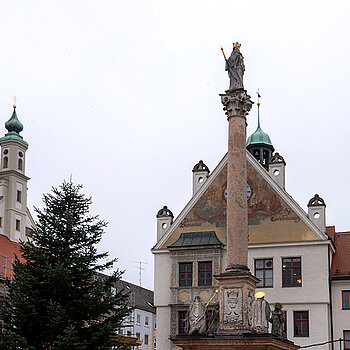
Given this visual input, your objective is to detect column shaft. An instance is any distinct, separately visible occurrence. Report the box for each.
[226,115,248,270]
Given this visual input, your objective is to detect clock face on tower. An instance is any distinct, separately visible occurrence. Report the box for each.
[224,184,252,201]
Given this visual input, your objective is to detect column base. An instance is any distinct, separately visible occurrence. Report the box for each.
[214,271,259,333]
[225,264,251,274]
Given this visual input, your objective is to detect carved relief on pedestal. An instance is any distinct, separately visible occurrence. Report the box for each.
[223,288,243,324]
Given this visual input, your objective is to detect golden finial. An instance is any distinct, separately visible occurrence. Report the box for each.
[13,95,17,108]
[256,90,261,127]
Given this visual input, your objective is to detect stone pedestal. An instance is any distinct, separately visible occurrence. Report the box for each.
[215,271,259,333]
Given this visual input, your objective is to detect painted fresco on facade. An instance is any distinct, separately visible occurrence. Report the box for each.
[163,159,319,248]
[179,163,299,230]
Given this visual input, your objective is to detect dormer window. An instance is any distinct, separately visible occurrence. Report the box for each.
[3,156,8,168]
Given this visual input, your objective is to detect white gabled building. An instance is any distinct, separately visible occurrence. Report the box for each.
[152,111,348,350]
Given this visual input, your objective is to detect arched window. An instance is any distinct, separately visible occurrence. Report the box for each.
[3,156,8,168]
[18,158,23,171]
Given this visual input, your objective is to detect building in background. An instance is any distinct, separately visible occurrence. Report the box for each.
[0,105,35,301]
[113,279,156,350]
[152,105,350,350]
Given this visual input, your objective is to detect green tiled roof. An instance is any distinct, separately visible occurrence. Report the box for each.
[168,231,223,249]
[246,125,272,147]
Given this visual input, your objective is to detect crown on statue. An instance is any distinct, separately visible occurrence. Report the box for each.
[233,42,241,48]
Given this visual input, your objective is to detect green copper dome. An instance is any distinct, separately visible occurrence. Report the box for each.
[246,125,273,147]
[0,107,28,146]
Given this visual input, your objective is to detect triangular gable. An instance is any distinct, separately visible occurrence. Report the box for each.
[153,151,328,250]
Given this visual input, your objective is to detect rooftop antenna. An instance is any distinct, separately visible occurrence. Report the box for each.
[131,261,148,287]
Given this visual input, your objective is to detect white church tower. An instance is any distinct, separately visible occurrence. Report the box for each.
[0,104,34,242]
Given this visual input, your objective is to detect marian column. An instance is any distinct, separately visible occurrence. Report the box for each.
[216,42,258,333]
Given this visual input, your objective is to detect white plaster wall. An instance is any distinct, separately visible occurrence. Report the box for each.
[154,252,172,306]
[332,280,350,342]
[156,306,173,350]
[154,242,331,350]
[283,303,331,348]
[248,243,330,303]
[248,243,331,348]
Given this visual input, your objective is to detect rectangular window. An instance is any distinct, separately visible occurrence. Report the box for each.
[144,334,149,345]
[15,219,20,231]
[127,330,131,336]
[178,311,187,334]
[145,316,149,326]
[198,261,212,286]
[344,331,350,350]
[255,259,273,287]
[294,311,309,337]
[136,332,140,340]
[136,314,141,324]
[179,262,192,287]
[25,227,33,237]
[342,291,350,309]
[282,257,302,287]
[16,190,22,202]
[0,217,2,228]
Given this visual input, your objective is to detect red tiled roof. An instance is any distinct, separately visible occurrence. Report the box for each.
[0,234,23,261]
[331,230,350,279]
[326,225,335,242]
[0,235,24,280]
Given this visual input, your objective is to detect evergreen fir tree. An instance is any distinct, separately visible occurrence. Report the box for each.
[0,182,132,349]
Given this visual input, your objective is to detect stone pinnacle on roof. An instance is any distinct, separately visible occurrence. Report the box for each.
[308,194,326,207]
[156,205,174,218]
[192,160,209,173]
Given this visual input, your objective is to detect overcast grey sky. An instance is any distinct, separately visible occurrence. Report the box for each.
[0,1,349,289]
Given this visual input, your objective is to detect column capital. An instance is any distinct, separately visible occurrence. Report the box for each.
[220,90,254,120]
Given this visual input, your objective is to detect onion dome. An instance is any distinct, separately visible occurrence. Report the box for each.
[246,125,273,148]
[156,205,174,218]
[0,107,28,146]
[307,194,326,208]
[246,99,274,170]
[192,160,209,173]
